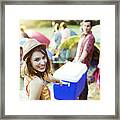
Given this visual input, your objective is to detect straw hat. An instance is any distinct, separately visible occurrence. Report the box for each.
[23,39,46,61]
[19,38,29,47]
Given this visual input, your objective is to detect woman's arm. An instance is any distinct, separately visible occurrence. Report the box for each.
[49,74,61,83]
[44,74,61,83]
[28,77,44,100]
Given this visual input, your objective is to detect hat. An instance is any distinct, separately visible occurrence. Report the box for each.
[31,32,50,46]
[23,39,46,61]
[19,38,29,47]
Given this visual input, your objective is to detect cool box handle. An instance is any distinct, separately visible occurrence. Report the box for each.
[54,81,70,87]
[61,81,70,87]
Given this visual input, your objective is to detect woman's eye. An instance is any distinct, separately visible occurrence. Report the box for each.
[42,56,46,59]
[34,58,40,62]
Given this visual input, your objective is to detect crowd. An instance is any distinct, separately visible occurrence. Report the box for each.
[19,20,100,100]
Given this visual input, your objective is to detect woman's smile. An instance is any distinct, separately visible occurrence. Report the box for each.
[37,64,46,70]
[30,51,47,72]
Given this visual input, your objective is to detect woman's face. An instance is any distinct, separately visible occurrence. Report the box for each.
[30,51,47,72]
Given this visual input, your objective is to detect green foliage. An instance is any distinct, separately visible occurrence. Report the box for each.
[20,20,52,28]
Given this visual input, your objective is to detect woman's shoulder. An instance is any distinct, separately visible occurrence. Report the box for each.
[30,76,44,87]
[26,76,44,88]
[24,75,43,83]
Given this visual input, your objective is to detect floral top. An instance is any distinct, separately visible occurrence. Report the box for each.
[24,75,51,100]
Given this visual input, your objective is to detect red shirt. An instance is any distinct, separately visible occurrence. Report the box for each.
[77,31,95,67]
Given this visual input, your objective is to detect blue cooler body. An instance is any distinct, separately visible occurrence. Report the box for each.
[53,62,87,100]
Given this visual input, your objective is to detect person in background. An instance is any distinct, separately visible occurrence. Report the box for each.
[20,27,30,39]
[53,22,78,61]
[20,26,30,67]
[19,27,30,71]
[74,20,95,100]
[59,22,71,44]
[59,22,77,42]
[53,22,71,61]
[53,23,62,50]
[22,39,60,100]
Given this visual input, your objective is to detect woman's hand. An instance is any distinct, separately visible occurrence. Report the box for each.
[53,79,61,83]
[47,74,62,84]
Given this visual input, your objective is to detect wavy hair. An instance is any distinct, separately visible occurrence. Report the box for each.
[24,45,51,79]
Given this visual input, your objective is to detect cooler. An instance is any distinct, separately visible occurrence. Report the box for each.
[53,62,87,100]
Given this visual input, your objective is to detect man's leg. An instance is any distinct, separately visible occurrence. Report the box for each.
[79,80,88,100]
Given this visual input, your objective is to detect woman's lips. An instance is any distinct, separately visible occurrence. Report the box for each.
[37,65,46,69]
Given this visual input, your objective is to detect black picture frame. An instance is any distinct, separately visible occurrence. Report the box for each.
[0,0,119,119]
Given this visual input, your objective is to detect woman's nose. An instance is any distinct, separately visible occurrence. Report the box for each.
[39,59,46,65]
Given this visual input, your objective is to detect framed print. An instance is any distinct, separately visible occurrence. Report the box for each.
[0,0,119,119]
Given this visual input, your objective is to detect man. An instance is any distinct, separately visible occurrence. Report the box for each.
[74,20,95,100]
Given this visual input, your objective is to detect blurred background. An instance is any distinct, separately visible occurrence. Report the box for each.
[20,20,100,44]
[20,20,100,63]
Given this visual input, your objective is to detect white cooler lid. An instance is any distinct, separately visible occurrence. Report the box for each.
[53,61,87,82]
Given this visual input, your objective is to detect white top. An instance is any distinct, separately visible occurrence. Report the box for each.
[60,28,71,43]
[53,61,87,82]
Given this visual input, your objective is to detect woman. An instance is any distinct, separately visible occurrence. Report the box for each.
[53,23,62,50]
[22,39,60,100]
